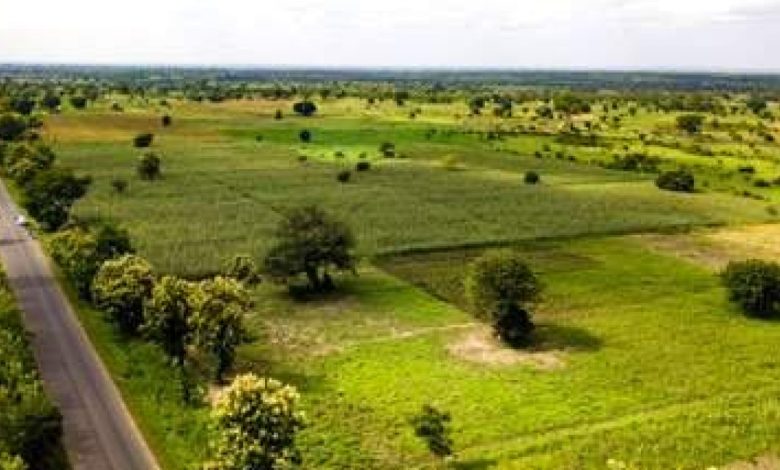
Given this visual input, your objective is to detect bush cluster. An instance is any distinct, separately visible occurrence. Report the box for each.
[722,260,780,318]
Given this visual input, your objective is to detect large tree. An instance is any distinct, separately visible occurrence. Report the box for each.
[263,205,355,293]
[21,168,91,231]
[190,277,250,382]
[204,374,305,470]
[91,255,155,336]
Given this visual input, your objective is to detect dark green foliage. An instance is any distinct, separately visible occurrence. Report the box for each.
[299,129,312,143]
[9,97,35,116]
[263,205,355,293]
[0,114,27,141]
[655,169,695,193]
[606,153,660,173]
[137,152,161,180]
[410,405,453,459]
[355,161,371,172]
[133,132,154,148]
[3,143,56,185]
[292,100,317,117]
[41,93,61,111]
[336,170,351,183]
[524,171,540,185]
[746,96,768,115]
[465,250,541,346]
[676,114,705,134]
[380,142,396,158]
[721,260,780,318]
[274,109,283,120]
[21,168,91,231]
[93,221,134,261]
[161,115,172,127]
[68,96,87,109]
[0,285,63,469]
[111,177,128,194]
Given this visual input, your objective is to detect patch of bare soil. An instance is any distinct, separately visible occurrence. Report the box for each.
[447,328,565,370]
[633,224,780,271]
[723,455,780,470]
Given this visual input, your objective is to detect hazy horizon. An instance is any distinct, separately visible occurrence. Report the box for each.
[2,0,779,72]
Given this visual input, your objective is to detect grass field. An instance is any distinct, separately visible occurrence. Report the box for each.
[33,96,780,469]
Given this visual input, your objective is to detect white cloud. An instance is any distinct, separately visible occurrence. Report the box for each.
[0,0,778,70]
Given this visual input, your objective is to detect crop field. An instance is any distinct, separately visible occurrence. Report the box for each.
[8,79,780,469]
[46,97,780,275]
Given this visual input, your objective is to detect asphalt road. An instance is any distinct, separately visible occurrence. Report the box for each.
[0,181,159,470]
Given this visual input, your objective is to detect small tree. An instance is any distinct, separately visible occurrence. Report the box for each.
[204,374,305,470]
[143,275,193,365]
[68,96,87,110]
[298,129,312,143]
[721,260,780,318]
[161,115,172,127]
[410,405,453,461]
[655,169,695,193]
[465,250,541,346]
[263,205,355,293]
[524,171,540,185]
[133,132,154,148]
[292,100,317,117]
[222,255,261,286]
[336,170,351,183]
[190,277,250,382]
[92,255,155,336]
[137,152,161,180]
[0,114,27,141]
[379,142,396,157]
[21,168,91,231]
[274,109,283,120]
[676,114,704,134]
[111,177,128,194]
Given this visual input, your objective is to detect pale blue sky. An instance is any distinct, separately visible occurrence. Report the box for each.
[1,0,778,71]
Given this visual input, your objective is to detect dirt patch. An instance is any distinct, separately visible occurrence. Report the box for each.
[447,328,565,370]
[634,224,780,271]
[724,455,780,469]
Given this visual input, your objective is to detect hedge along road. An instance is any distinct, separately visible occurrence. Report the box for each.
[0,179,159,470]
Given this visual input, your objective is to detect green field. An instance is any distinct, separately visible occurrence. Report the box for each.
[27,93,780,469]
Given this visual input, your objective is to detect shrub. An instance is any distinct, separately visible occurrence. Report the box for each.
[68,96,87,110]
[274,109,283,120]
[355,161,371,172]
[111,177,128,194]
[721,260,780,318]
[133,133,154,148]
[410,405,453,460]
[655,169,695,193]
[0,114,27,141]
[161,115,172,127]
[292,100,317,117]
[379,142,396,158]
[676,114,704,134]
[299,129,312,143]
[465,250,541,345]
[137,152,161,180]
[21,168,91,231]
[524,171,540,185]
[336,170,351,183]
[205,374,305,469]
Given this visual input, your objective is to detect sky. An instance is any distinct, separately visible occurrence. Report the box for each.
[1,0,778,71]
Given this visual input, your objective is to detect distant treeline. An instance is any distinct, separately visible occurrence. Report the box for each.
[2,65,780,92]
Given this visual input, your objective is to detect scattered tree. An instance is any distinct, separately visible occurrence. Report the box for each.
[524,171,540,185]
[0,114,27,141]
[298,129,312,143]
[133,132,154,148]
[91,255,155,336]
[137,152,161,180]
[722,260,780,318]
[292,100,317,117]
[68,96,87,110]
[465,250,541,346]
[676,114,704,134]
[143,275,193,364]
[222,255,261,286]
[161,115,172,127]
[655,169,695,193]
[336,170,351,183]
[410,405,453,461]
[111,177,128,194]
[263,205,355,293]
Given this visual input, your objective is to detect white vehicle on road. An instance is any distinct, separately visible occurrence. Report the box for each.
[14,214,28,227]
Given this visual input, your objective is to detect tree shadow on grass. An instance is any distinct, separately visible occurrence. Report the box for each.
[530,323,602,353]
